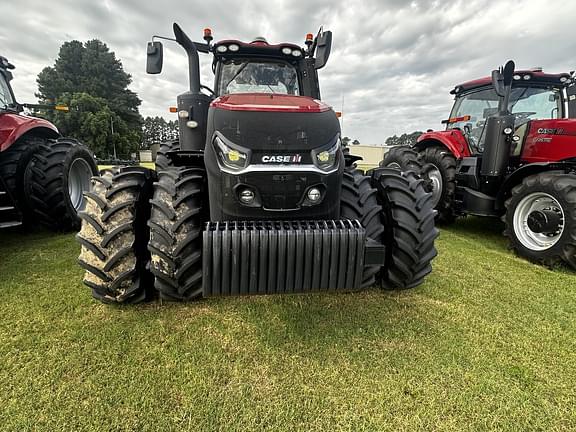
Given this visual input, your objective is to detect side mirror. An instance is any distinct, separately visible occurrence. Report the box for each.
[314,30,332,70]
[502,60,515,87]
[492,69,505,97]
[146,41,163,74]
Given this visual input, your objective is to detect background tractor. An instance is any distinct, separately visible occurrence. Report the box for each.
[0,55,97,231]
[76,23,438,304]
[382,60,576,268]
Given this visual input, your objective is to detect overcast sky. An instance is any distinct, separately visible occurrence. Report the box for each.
[2,0,575,143]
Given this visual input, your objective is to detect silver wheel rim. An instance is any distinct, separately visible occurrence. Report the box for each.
[68,158,93,211]
[427,164,443,208]
[513,192,565,251]
[386,162,401,169]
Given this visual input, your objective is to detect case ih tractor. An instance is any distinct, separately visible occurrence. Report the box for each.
[76,23,438,304]
[0,55,97,230]
[382,60,576,268]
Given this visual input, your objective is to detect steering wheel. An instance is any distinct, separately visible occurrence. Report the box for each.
[201,85,215,97]
[513,111,536,127]
[513,111,536,120]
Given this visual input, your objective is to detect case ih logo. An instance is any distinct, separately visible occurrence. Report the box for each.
[261,154,302,163]
[537,128,563,135]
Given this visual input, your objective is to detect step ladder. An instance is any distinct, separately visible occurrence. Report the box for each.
[0,177,22,229]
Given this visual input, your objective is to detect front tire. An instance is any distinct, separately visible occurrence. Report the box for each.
[77,167,156,304]
[372,168,438,289]
[148,167,206,301]
[504,172,576,269]
[418,146,457,224]
[28,138,98,230]
[155,140,180,171]
[380,145,422,171]
[340,165,385,288]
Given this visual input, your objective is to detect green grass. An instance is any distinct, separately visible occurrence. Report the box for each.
[0,218,575,431]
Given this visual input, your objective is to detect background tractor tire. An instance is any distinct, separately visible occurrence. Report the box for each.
[418,146,457,224]
[77,167,156,304]
[0,135,43,219]
[155,140,180,171]
[372,168,438,289]
[503,172,576,269]
[148,166,206,301]
[340,165,385,288]
[379,145,422,171]
[28,138,98,231]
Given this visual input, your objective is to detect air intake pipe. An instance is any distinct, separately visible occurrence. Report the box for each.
[480,60,515,179]
[173,23,210,151]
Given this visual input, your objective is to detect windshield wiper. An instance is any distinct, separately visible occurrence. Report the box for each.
[224,62,249,92]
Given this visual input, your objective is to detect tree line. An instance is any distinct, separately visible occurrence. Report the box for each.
[33,39,176,160]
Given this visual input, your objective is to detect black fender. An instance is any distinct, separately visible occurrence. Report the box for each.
[496,161,576,211]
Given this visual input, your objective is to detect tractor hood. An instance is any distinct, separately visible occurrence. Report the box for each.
[208,93,340,151]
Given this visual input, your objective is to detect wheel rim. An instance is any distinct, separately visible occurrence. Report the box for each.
[513,192,565,251]
[68,158,93,211]
[426,164,443,208]
[386,162,401,169]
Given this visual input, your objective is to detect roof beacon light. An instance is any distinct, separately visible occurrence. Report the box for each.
[305,33,314,46]
[203,28,213,44]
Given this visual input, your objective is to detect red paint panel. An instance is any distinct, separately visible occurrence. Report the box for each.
[521,119,576,163]
[0,113,59,152]
[417,129,471,159]
[211,93,332,113]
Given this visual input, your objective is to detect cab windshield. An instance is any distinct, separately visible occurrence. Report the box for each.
[0,73,15,111]
[218,59,300,96]
[448,86,562,150]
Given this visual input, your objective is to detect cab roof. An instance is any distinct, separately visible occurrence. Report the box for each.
[451,69,572,95]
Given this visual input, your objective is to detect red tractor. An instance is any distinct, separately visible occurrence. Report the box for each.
[0,55,97,230]
[382,61,576,268]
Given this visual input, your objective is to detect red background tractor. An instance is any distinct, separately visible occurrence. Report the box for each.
[0,55,97,230]
[382,61,576,268]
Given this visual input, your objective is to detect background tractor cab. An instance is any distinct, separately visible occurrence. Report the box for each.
[381,60,576,270]
[75,23,438,305]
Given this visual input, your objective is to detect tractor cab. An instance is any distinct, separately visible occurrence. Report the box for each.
[446,68,573,156]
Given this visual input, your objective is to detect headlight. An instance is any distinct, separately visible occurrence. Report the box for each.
[214,136,248,170]
[312,138,340,171]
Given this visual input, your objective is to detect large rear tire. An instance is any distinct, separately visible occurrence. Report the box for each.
[372,168,438,289]
[28,138,98,230]
[380,145,422,171]
[148,166,206,301]
[418,146,457,224]
[0,135,43,219]
[504,172,576,269]
[77,167,156,304]
[340,165,385,288]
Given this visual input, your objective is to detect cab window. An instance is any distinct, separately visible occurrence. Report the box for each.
[0,73,14,109]
[218,60,300,96]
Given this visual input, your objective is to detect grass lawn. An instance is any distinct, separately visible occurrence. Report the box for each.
[0,217,575,431]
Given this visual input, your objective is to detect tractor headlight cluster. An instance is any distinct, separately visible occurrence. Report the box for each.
[281,47,303,57]
[216,44,241,53]
[214,136,248,170]
[312,138,340,171]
